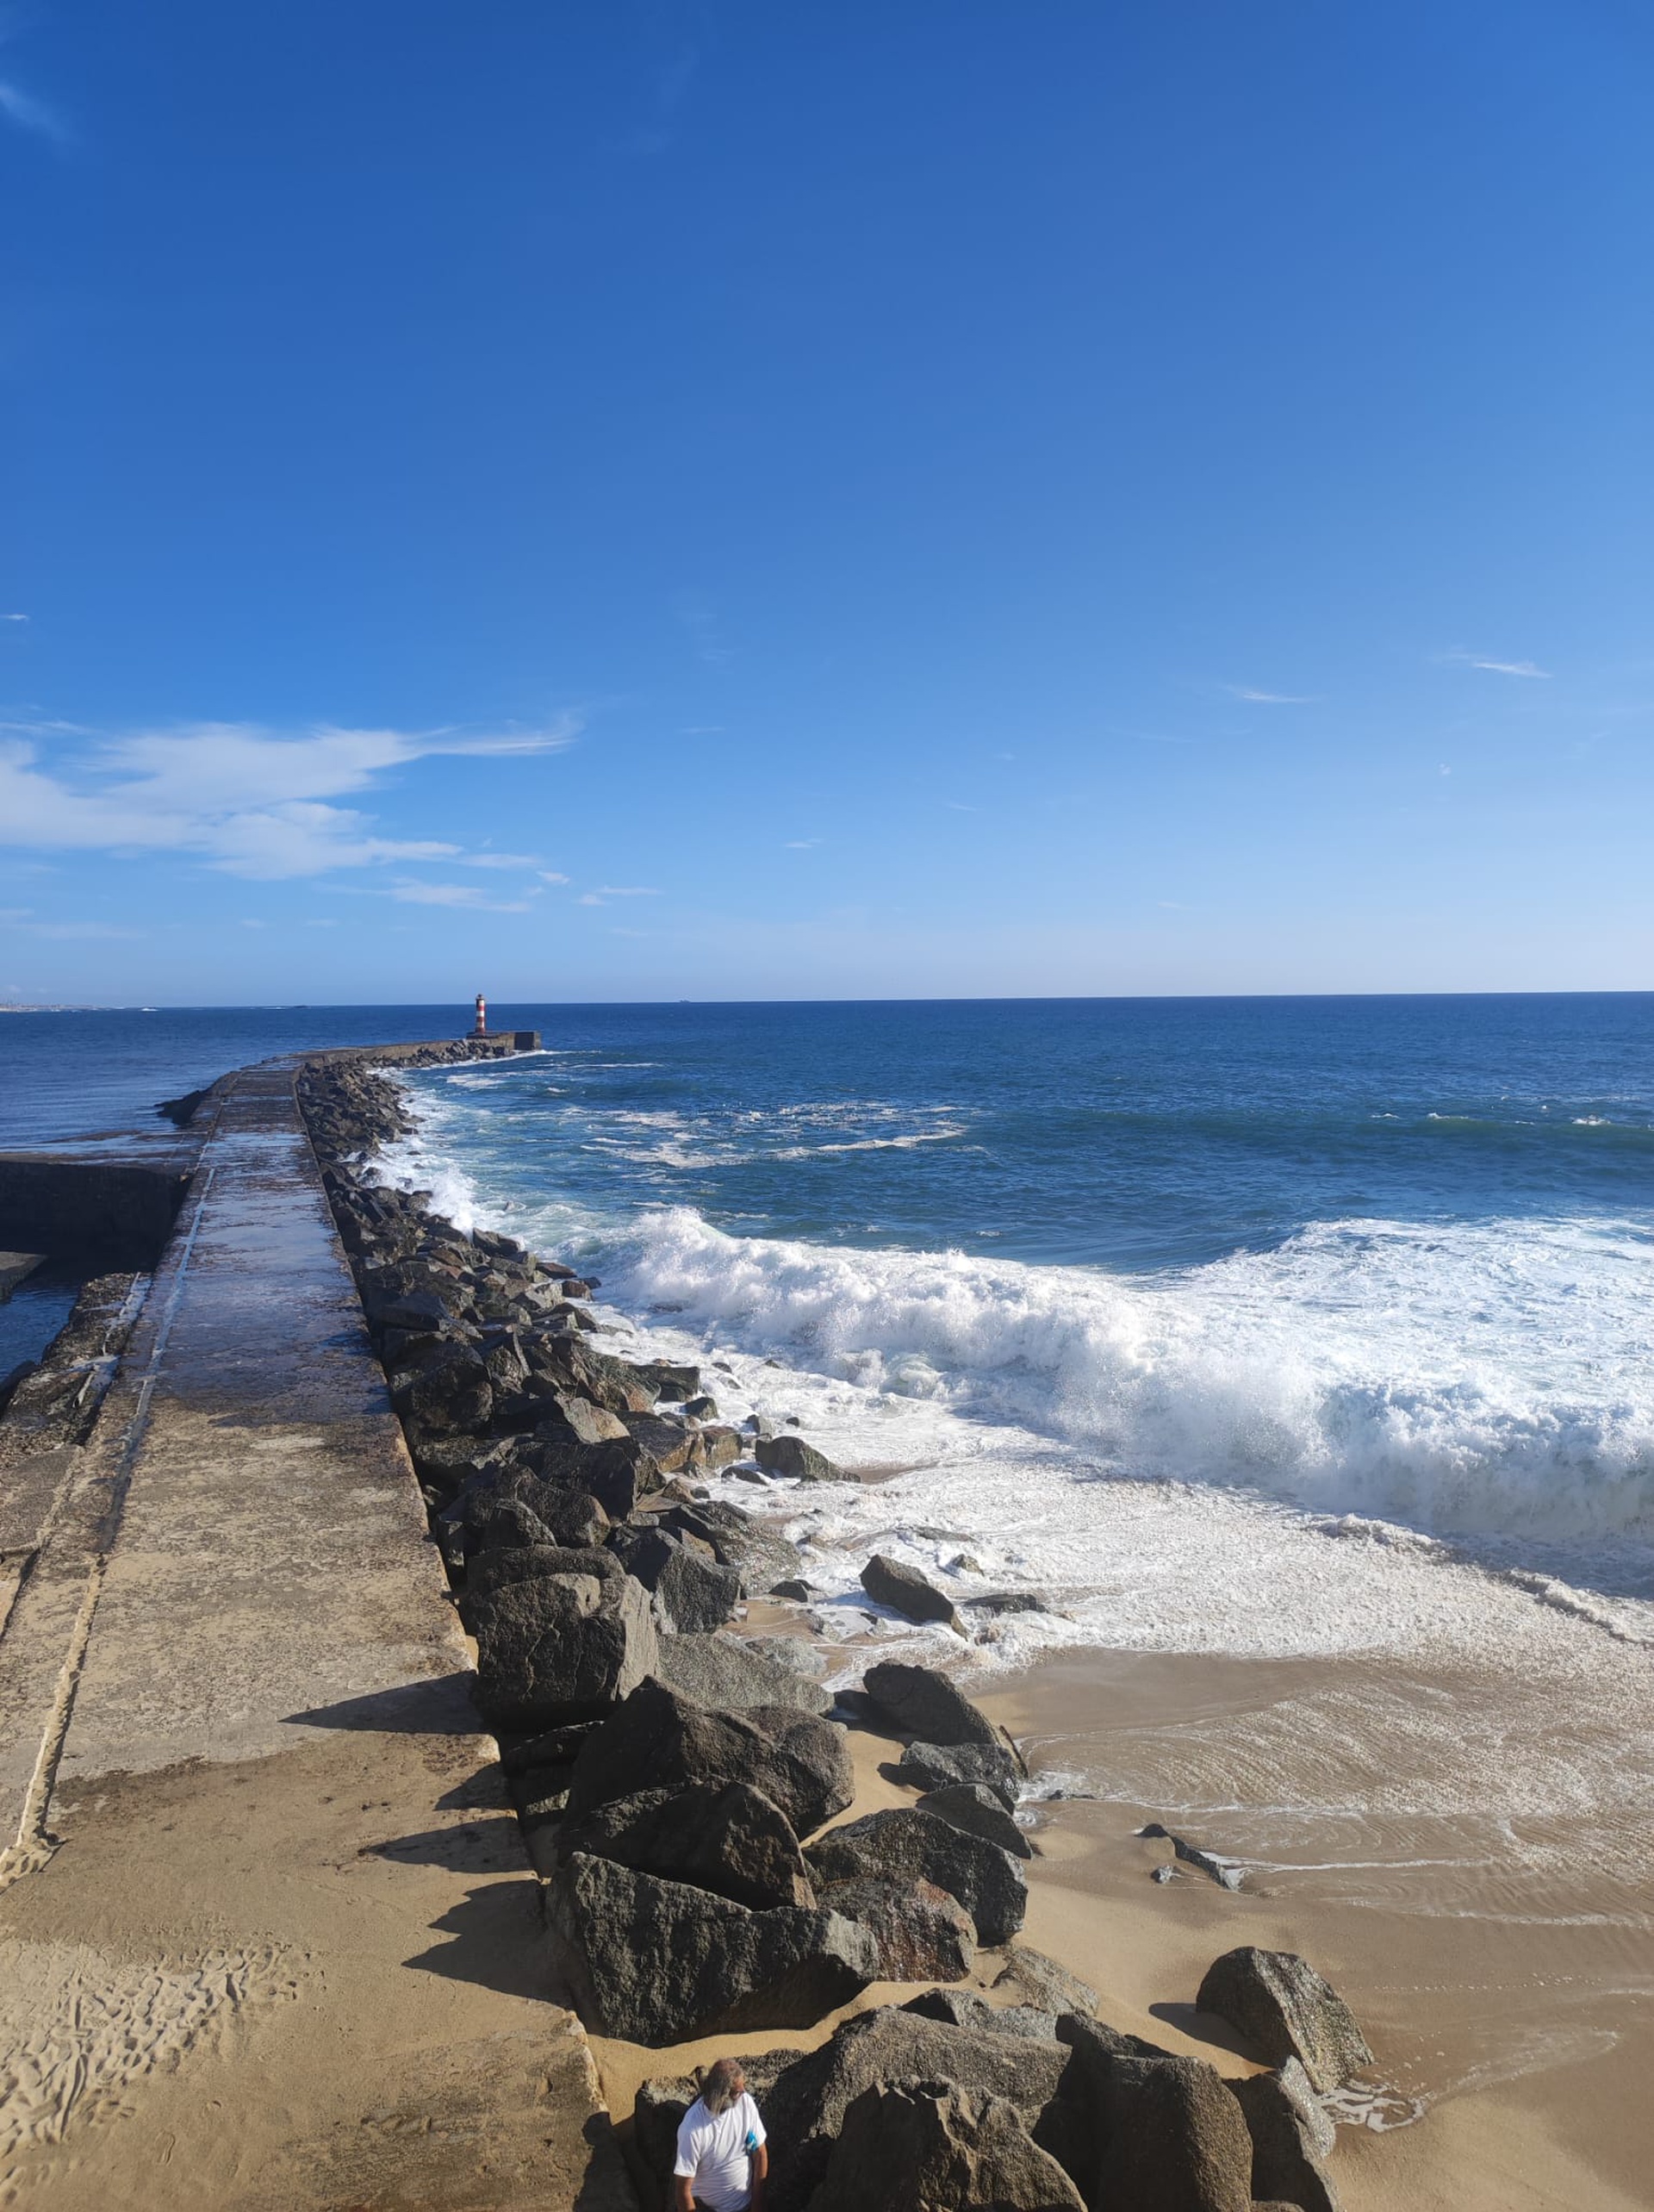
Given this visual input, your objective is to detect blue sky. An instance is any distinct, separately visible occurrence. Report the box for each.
[2,2,1651,1003]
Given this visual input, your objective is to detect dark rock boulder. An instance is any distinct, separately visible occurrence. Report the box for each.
[1093,2054,1254,2212]
[546,1854,876,2046]
[528,1435,652,1519]
[805,1807,1026,1946]
[756,1433,843,1482]
[860,1554,966,1633]
[652,1631,833,1717]
[564,1679,855,1837]
[755,2007,1068,2212]
[622,1412,699,1473]
[690,1423,743,1472]
[1197,1948,1373,2095]
[814,1876,975,1982]
[918,1781,1033,1859]
[655,1543,743,1634]
[892,1738,1022,1810]
[903,1990,1060,2042]
[461,1541,621,1614]
[531,1392,632,1449]
[557,1779,815,1910]
[994,1946,1098,2019]
[660,1499,803,1593]
[469,1565,659,1729]
[392,1344,492,1434]
[862,1661,1008,1754]
[804,2081,1085,2212]
[1232,2061,1342,2212]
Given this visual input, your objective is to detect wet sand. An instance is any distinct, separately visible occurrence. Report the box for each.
[981,1645,1654,2212]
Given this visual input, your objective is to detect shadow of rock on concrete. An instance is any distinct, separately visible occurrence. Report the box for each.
[284,1670,482,1735]
[366,1816,527,1878]
[404,1881,552,2006]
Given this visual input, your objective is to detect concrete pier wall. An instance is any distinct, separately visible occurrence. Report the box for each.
[0,1048,631,2208]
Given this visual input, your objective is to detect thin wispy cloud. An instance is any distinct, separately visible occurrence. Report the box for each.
[579,885,661,907]
[1439,650,1552,680]
[1222,684,1318,704]
[460,851,539,870]
[670,590,731,667]
[944,801,980,813]
[0,714,580,880]
[388,879,538,913]
[784,838,822,850]
[3,612,28,623]
[538,869,570,885]
[0,77,71,147]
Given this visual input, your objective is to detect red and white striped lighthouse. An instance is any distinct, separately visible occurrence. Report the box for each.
[472,992,488,1037]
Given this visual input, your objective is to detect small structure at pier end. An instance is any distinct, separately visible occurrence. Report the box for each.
[471,991,488,1037]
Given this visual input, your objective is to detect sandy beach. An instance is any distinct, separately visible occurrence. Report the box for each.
[576,1616,1652,2212]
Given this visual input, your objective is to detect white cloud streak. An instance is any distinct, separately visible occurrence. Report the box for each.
[388,879,538,913]
[1223,685,1318,704]
[0,716,579,880]
[0,78,71,146]
[578,885,661,906]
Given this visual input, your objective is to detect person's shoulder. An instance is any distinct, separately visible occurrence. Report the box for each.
[675,2097,710,2140]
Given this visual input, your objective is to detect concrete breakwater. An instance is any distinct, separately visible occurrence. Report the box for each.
[0,1033,1379,2210]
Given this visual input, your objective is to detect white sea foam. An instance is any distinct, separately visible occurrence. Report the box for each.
[375,1091,1654,1669]
[588,1206,1654,1550]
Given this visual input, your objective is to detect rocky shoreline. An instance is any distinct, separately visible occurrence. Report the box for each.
[295,1045,1372,2212]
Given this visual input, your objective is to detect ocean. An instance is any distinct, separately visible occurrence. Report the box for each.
[345,992,1654,1666]
[5,995,1651,1654]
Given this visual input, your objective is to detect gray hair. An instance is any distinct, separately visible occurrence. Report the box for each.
[700,2059,746,2117]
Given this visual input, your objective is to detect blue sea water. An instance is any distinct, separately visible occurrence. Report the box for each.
[362,994,1654,1611]
[5,996,1652,1637]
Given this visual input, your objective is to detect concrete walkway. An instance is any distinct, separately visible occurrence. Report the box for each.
[0,1062,632,2209]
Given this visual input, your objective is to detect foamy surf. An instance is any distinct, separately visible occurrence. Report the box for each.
[374,1086,1654,1673]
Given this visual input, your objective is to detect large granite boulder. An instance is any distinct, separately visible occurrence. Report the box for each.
[1092,2054,1254,2212]
[518,1433,655,1518]
[755,2007,1068,2212]
[469,1564,658,1728]
[1233,2060,1342,2212]
[1196,1948,1372,2094]
[564,1679,855,1837]
[557,1780,815,1910]
[755,1433,843,1482]
[393,1344,492,1434]
[862,1661,1007,1753]
[805,1806,1026,1945]
[814,1876,975,1982]
[546,1854,876,2046]
[995,1946,1098,2018]
[804,2081,1084,2212]
[892,1737,1022,1810]
[917,1781,1033,1859]
[659,1499,805,1594]
[653,1631,832,1717]
[903,1989,1060,2042]
[654,1542,743,1633]
[860,1554,966,1633]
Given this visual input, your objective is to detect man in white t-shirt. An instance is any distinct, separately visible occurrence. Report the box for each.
[672,2058,768,2212]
